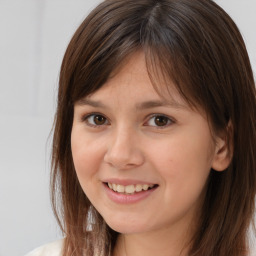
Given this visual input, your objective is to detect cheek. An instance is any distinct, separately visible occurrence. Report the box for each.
[71,131,106,207]
[71,129,104,183]
[148,131,214,197]
[150,134,213,171]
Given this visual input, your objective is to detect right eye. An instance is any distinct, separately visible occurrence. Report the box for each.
[84,114,109,126]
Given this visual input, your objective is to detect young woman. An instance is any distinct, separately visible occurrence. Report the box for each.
[26,0,256,255]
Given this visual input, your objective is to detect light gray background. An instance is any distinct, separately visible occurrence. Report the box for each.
[0,1,255,256]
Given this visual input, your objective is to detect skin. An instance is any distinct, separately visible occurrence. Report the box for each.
[71,52,230,256]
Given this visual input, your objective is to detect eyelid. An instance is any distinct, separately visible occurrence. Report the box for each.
[144,114,175,128]
[81,112,110,127]
[80,112,175,128]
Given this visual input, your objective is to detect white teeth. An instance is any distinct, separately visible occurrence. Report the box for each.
[112,183,117,192]
[135,184,143,192]
[107,183,155,194]
[116,184,125,193]
[142,184,149,190]
[125,185,135,194]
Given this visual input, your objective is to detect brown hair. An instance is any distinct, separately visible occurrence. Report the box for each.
[51,0,256,255]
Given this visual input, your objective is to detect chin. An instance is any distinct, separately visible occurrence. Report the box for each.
[108,224,144,234]
[104,216,149,234]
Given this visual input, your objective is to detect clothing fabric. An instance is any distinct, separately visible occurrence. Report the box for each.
[25,239,63,256]
[25,238,255,256]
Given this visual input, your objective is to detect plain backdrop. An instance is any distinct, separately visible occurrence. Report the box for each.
[0,1,255,256]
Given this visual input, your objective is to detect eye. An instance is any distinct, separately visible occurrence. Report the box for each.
[146,115,173,127]
[84,114,109,126]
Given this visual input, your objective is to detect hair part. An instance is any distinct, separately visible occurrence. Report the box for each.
[51,0,256,255]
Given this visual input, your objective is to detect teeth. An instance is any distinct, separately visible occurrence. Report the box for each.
[112,183,117,191]
[116,184,125,193]
[125,185,135,194]
[142,184,149,190]
[107,183,155,194]
[135,184,142,192]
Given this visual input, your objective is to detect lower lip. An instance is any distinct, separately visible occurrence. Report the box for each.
[103,183,158,204]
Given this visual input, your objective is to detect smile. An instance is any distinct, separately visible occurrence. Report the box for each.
[103,181,159,204]
[107,183,156,194]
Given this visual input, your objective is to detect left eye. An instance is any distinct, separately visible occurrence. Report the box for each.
[146,115,173,127]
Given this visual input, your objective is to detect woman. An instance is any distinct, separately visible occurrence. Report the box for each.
[26,0,256,255]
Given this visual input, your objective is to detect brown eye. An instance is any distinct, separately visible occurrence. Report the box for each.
[146,115,172,127]
[154,116,169,126]
[94,115,106,125]
[86,114,108,126]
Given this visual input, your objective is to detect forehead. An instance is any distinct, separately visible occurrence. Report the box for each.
[83,51,188,108]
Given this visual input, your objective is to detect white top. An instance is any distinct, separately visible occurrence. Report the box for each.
[25,238,255,256]
[25,240,63,256]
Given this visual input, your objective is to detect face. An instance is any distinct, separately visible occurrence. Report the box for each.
[71,52,222,236]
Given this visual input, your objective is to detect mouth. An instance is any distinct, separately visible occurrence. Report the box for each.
[104,182,158,195]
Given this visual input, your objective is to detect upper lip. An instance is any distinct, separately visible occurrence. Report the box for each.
[102,178,157,186]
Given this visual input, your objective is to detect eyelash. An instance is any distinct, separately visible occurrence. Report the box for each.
[144,114,175,128]
[81,113,175,128]
[81,113,110,128]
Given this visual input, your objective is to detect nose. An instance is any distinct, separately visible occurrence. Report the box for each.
[104,128,144,170]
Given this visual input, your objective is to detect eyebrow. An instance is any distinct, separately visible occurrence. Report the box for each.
[76,98,187,110]
[76,99,107,108]
[135,100,187,110]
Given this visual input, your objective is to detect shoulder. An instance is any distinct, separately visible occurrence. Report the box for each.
[25,239,63,256]
[249,244,256,256]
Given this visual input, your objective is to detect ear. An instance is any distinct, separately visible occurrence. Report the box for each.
[211,121,233,172]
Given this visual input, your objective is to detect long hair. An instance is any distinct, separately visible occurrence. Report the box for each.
[51,0,256,255]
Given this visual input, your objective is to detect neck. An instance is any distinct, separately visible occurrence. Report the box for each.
[113,224,194,256]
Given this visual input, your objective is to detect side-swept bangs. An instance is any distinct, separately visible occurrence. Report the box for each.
[52,1,256,255]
